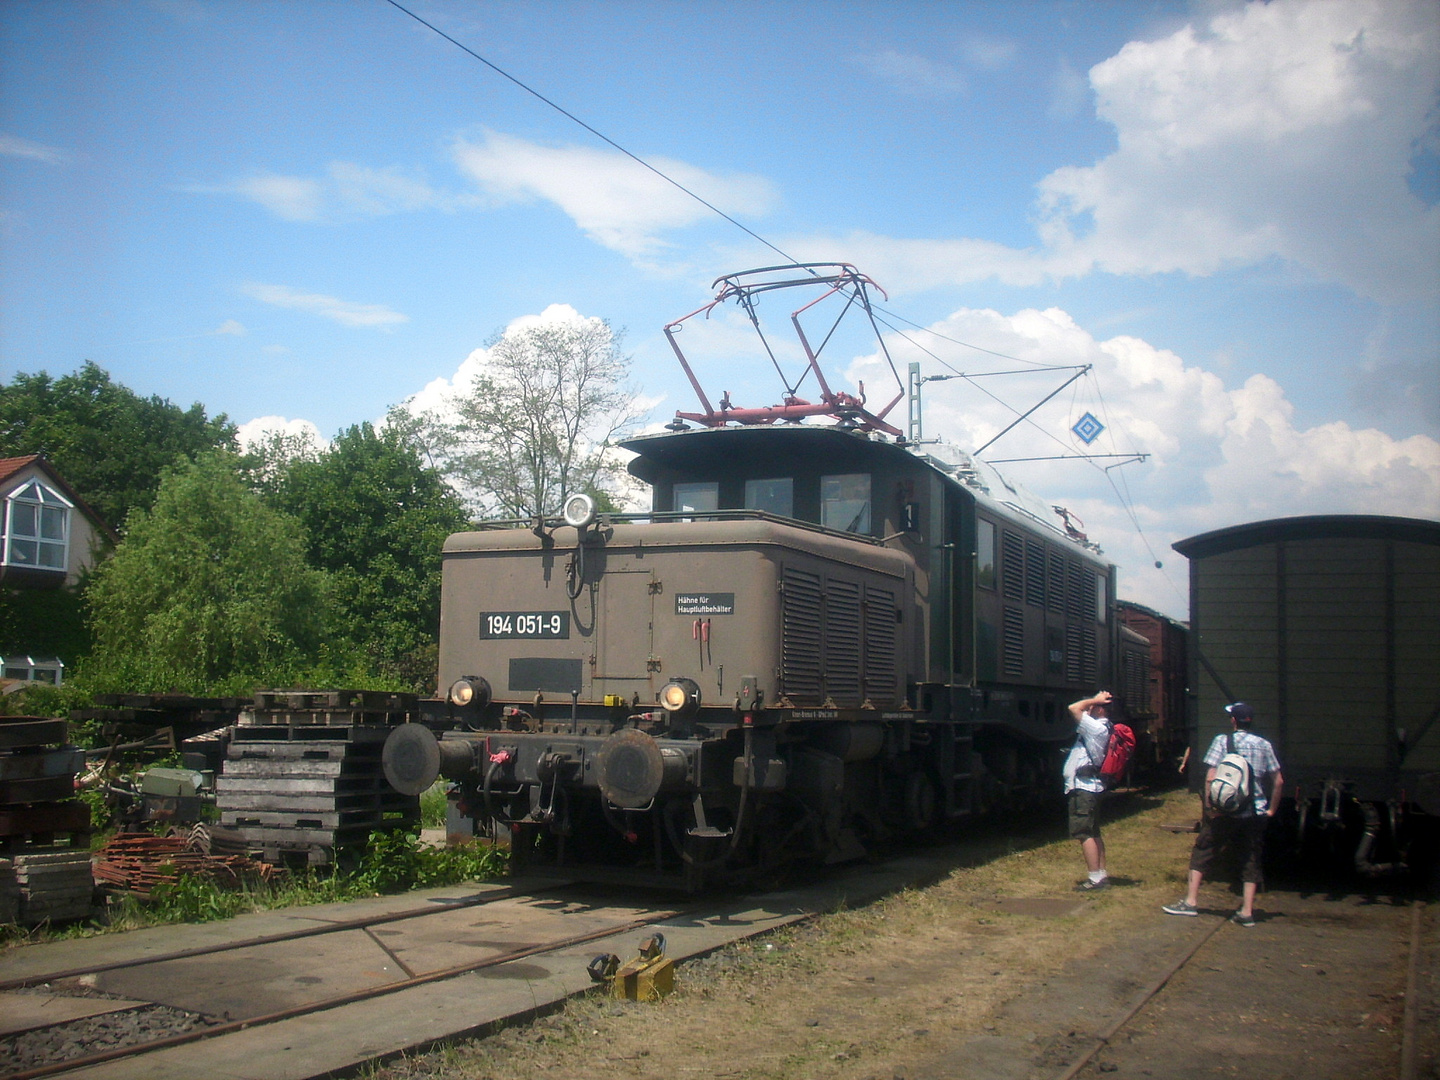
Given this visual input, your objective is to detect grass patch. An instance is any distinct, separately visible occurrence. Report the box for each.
[2,829,508,946]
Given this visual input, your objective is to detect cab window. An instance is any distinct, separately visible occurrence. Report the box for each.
[744,477,793,517]
[976,518,996,589]
[821,473,871,533]
[672,482,718,514]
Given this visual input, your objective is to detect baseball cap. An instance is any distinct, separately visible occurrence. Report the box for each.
[1225,702,1254,721]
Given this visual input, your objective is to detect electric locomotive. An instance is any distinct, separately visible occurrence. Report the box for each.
[383,266,1125,887]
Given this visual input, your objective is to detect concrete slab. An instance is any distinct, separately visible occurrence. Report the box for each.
[0,878,532,986]
[0,991,151,1037]
[34,855,938,1079]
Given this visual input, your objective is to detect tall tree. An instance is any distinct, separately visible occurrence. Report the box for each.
[255,421,467,691]
[0,362,236,529]
[428,314,643,518]
[83,453,334,694]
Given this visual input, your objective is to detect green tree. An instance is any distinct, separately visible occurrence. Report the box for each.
[0,362,236,529]
[423,315,643,518]
[82,453,335,694]
[257,421,467,692]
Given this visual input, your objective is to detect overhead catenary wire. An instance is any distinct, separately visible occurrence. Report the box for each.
[383,0,803,270]
[384,0,1171,587]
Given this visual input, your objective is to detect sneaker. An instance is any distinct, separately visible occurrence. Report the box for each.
[1076,877,1110,892]
[1231,911,1256,927]
[1162,899,1198,916]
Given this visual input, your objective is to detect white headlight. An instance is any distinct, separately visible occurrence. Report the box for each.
[563,492,597,529]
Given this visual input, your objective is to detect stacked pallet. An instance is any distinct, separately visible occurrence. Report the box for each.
[218,693,420,867]
[0,715,94,924]
[0,849,95,923]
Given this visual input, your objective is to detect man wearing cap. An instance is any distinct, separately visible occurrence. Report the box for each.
[1164,702,1283,926]
[1064,690,1115,891]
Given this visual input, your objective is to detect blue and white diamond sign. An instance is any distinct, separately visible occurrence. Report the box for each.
[1072,412,1104,445]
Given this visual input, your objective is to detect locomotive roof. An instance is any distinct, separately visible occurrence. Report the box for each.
[621,423,1107,564]
[1173,514,1440,560]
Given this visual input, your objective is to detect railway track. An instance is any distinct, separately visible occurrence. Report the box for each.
[0,855,936,1080]
[1052,899,1432,1080]
[1,881,684,1079]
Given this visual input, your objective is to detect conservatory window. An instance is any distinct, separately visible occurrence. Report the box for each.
[3,480,70,571]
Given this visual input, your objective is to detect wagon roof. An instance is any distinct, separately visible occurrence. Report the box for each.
[1173,514,1440,560]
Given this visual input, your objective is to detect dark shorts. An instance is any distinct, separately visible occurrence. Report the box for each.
[1068,789,1103,841]
[1190,813,1268,883]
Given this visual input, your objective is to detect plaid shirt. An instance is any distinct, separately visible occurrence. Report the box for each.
[1203,729,1281,813]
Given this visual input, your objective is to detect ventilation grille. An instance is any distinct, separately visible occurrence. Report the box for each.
[1047,551,1066,614]
[1002,605,1025,678]
[864,586,897,700]
[1001,531,1024,600]
[1025,541,1046,607]
[781,567,823,701]
[825,578,862,705]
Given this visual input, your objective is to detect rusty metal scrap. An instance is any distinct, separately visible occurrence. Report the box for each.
[92,829,284,897]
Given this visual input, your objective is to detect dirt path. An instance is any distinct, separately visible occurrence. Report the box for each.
[373,790,1437,1080]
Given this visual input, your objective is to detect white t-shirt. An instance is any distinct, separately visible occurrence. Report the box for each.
[1063,710,1110,795]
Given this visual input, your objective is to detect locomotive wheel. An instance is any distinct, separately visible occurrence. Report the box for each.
[904,770,938,832]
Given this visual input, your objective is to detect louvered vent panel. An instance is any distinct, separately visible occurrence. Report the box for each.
[781,567,823,702]
[864,585,897,703]
[1082,623,1098,685]
[1047,551,1066,614]
[1002,605,1025,678]
[825,578,863,705]
[1001,531,1024,600]
[1065,624,1082,683]
[1025,541,1046,607]
[1066,560,1086,621]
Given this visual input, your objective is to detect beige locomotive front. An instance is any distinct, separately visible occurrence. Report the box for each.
[438,517,915,713]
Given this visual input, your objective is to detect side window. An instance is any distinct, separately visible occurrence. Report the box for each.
[821,474,871,533]
[744,478,793,518]
[1096,573,1107,624]
[976,518,996,589]
[672,482,718,514]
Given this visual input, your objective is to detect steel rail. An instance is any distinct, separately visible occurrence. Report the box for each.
[0,880,567,992]
[7,905,689,1080]
[1053,915,1227,1080]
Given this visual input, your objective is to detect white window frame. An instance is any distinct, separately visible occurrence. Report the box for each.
[2,479,72,572]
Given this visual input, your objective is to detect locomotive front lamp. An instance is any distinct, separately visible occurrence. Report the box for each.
[563,492,597,530]
[448,675,491,710]
[659,677,701,719]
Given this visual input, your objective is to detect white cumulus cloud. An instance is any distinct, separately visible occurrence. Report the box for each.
[845,304,1440,616]
[235,415,327,453]
[792,0,1440,306]
[451,130,779,258]
[1036,0,1440,303]
[241,283,408,329]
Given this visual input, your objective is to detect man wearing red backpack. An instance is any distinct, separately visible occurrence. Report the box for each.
[1163,702,1284,926]
[1064,690,1115,891]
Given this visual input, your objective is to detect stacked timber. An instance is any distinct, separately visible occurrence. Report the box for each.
[216,691,420,867]
[0,715,94,924]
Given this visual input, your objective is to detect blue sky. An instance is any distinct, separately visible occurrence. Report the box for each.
[2,0,1437,618]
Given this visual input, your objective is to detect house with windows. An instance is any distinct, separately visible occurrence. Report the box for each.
[0,455,116,684]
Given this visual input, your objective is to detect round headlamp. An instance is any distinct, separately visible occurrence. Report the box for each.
[659,677,701,719]
[447,675,491,710]
[562,492,597,530]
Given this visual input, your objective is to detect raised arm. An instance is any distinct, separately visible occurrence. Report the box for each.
[1068,690,1113,721]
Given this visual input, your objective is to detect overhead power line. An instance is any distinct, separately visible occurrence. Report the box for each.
[383,0,801,267]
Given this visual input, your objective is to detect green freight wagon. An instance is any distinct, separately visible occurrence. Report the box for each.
[1173,515,1440,872]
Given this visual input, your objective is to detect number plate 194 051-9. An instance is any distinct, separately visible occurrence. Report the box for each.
[479,611,570,639]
